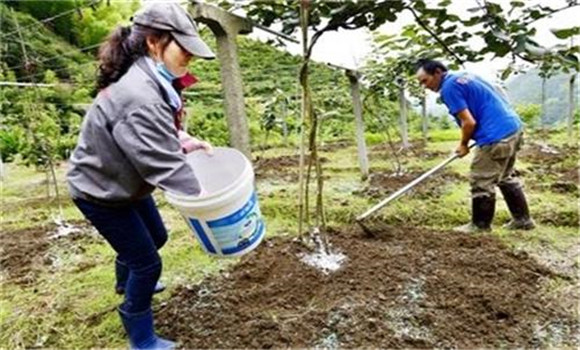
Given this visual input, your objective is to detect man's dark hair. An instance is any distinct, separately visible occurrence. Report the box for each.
[415,59,448,75]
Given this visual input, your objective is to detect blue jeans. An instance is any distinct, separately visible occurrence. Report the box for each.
[73,195,168,313]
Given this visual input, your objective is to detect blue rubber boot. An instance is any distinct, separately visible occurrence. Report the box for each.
[116,259,166,295]
[118,308,175,350]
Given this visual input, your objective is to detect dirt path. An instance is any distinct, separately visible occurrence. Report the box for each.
[157,226,578,348]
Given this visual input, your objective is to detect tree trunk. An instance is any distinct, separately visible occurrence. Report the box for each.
[48,157,63,218]
[381,114,403,174]
[421,92,428,142]
[568,73,577,139]
[398,83,409,148]
[541,76,547,129]
[261,130,270,158]
[297,1,309,236]
[346,70,369,180]
[46,169,51,199]
[282,103,289,146]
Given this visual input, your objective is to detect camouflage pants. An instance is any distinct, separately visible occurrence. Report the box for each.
[470,131,523,199]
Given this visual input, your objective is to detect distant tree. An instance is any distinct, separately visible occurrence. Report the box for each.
[73,0,140,47]
[261,89,291,150]
[514,104,542,127]
[4,0,82,44]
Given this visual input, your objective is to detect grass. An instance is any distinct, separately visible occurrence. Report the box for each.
[0,128,578,349]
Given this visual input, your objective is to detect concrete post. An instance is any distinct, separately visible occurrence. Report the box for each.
[188,2,253,158]
[421,92,428,142]
[568,73,577,139]
[346,70,369,180]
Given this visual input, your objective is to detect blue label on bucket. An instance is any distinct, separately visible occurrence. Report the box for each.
[188,192,265,255]
[189,219,217,254]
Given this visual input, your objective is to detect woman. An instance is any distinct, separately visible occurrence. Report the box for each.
[67,3,214,349]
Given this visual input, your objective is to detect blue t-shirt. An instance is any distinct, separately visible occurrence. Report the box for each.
[439,72,521,145]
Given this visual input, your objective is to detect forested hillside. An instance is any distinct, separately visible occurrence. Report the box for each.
[506,70,578,125]
[1,1,396,163]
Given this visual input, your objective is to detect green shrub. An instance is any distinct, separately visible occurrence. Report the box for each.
[0,127,26,162]
[514,103,541,127]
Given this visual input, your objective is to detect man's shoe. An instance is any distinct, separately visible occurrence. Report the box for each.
[499,183,535,231]
[453,222,490,233]
[503,218,536,230]
[454,196,496,233]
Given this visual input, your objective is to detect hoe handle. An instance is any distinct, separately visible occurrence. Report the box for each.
[356,145,475,222]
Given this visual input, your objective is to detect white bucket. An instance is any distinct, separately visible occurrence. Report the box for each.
[164,147,266,257]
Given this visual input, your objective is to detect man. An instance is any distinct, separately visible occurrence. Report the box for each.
[415,59,535,233]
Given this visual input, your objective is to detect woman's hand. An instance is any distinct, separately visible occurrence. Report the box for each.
[178,130,214,155]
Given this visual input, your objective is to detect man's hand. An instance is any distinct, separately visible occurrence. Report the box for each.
[455,143,470,157]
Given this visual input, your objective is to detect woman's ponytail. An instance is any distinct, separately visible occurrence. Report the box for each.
[96,25,134,90]
[96,25,173,90]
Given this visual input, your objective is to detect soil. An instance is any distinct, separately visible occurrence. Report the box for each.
[550,167,580,195]
[319,139,354,152]
[254,155,329,182]
[0,226,51,285]
[353,170,464,200]
[560,167,579,184]
[535,209,579,228]
[157,226,578,349]
[371,140,449,160]
[0,221,99,285]
[512,142,579,196]
[519,142,577,166]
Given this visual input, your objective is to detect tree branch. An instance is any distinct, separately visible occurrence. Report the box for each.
[513,52,536,64]
[523,3,580,26]
[406,6,465,65]
[304,2,387,61]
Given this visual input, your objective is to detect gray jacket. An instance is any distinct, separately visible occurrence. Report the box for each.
[67,57,200,205]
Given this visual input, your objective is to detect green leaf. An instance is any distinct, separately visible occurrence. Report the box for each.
[529,10,542,20]
[500,66,513,80]
[486,2,503,15]
[463,16,481,26]
[551,27,580,39]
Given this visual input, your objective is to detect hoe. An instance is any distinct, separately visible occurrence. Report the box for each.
[356,144,475,235]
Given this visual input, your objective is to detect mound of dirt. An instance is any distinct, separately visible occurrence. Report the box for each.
[254,155,329,181]
[535,210,579,228]
[0,226,50,285]
[560,167,579,184]
[519,143,578,166]
[0,221,99,285]
[551,181,578,195]
[157,226,577,349]
[353,170,464,199]
[319,139,354,152]
[371,141,449,160]
[551,167,580,195]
